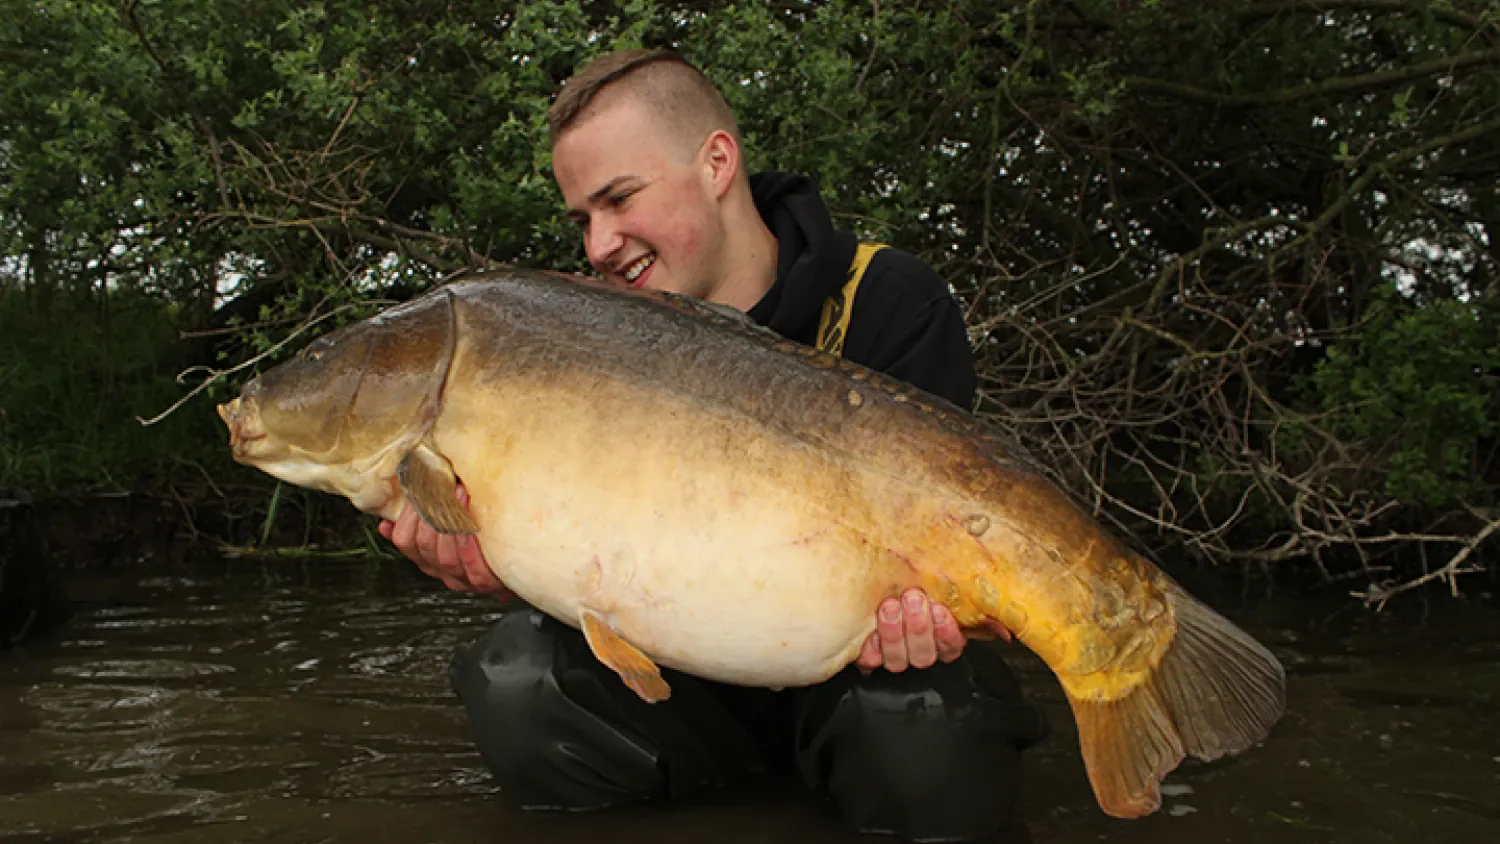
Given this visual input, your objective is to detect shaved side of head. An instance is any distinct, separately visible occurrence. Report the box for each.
[548,49,742,163]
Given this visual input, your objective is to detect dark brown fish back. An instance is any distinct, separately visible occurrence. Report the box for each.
[437,270,1047,488]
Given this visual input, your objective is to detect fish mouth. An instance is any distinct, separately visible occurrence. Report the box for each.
[217,397,266,461]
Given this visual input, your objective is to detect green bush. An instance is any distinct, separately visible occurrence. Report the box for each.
[1302,285,1499,509]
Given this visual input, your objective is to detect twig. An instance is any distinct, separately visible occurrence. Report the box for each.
[1124,48,1500,108]
[1242,1,1495,36]
[1351,516,1500,608]
[134,301,385,426]
[853,0,880,96]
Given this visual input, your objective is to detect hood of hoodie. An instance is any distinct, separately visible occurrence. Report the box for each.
[746,172,857,342]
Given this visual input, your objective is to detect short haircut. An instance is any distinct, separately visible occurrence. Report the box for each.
[547,48,742,158]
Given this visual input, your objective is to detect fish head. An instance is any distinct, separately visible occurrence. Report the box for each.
[219,323,373,471]
[217,291,458,516]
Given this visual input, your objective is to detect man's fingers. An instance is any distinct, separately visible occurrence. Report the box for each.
[388,506,419,555]
[439,575,473,594]
[414,521,442,569]
[457,535,510,598]
[388,510,410,547]
[988,620,1014,643]
[932,603,967,663]
[434,532,462,573]
[383,480,513,599]
[856,632,881,674]
[901,589,938,669]
[877,598,908,673]
[456,535,487,582]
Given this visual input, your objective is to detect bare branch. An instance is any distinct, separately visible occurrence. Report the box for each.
[1351,515,1500,608]
[1242,1,1497,36]
[1125,48,1500,108]
[135,300,389,427]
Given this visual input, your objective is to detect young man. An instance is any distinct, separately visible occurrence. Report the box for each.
[379,49,1046,842]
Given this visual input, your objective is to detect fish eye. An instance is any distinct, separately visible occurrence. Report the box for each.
[300,340,329,363]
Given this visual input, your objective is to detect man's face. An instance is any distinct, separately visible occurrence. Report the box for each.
[552,98,726,300]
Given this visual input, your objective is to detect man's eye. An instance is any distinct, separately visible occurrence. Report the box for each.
[608,190,634,207]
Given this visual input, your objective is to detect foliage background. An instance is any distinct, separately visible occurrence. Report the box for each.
[2,0,1497,600]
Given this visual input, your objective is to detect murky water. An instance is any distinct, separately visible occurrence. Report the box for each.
[2,556,1497,843]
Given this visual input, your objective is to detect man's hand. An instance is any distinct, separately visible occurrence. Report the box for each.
[855,587,1012,674]
[378,482,516,601]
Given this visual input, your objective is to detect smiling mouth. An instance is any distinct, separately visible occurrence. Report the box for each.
[623,254,655,285]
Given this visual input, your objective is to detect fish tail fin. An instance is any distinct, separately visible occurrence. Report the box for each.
[1065,582,1285,818]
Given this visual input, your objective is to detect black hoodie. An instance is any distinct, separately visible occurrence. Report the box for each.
[746,172,977,411]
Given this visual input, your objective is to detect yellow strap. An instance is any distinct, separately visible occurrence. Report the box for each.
[816,242,886,356]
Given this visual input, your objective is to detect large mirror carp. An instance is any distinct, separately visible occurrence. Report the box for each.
[217,270,1284,818]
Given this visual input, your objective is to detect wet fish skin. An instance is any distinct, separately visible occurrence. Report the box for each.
[217,269,1285,819]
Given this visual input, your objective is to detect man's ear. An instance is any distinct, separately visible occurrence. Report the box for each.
[700,129,740,199]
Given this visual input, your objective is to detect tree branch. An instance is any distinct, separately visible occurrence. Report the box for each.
[136,301,387,427]
[1293,112,1500,248]
[1125,48,1500,108]
[205,209,504,276]
[1350,513,1500,608]
[1242,1,1496,36]
[118,0,172,80]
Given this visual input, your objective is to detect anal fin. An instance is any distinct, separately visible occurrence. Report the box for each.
[397,442,480,534]
[579,609,671,703]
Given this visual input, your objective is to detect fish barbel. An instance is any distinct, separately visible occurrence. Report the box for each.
[216,270,1284,818]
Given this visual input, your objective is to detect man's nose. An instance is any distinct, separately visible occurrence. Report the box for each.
[585,219,624,270]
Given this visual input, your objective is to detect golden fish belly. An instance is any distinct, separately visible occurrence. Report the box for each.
[432,375,902,688]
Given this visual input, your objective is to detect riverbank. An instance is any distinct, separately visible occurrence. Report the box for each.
[23,489,381,570]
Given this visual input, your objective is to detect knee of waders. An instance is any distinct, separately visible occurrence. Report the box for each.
[447,609,665,812]
[795,652,1048,842]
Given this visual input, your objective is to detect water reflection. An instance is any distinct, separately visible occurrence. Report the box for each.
[1,557,1497,843]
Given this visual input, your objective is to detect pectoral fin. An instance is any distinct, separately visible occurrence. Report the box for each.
[397,443,479,534]
[579,609,671,703]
